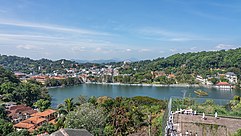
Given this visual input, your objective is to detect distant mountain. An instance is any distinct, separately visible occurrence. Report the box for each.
[73,58,139,64]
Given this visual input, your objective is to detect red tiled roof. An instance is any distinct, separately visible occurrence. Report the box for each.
[14,122,35,129]
[216,82,231,86]
[9,105,30,110]
[7,105,37,119]
[31,109,56,117]
[22,116,46,125]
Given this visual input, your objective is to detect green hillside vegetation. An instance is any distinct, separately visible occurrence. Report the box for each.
[0,55,104,74]
[0,66,50,105]
[115,48,241,85]
[0,66,51,136]
[55,96,167,136]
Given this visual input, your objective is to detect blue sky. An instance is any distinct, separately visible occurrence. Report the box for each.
[0,0,241,60]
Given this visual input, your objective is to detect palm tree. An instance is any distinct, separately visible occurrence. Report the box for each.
[58,98,76,115]
[56,98,77,128]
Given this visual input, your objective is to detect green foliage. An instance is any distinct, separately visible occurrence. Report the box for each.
[33,123,58,135]
[104,125,115,136]
[64,103,106,135]
[6,130,30,136]
[34,99,51,112]
[0,106,8,120]
[0,67,50,106]
[58,98,77,115]
[45,77,83,87]
[0,119,14,136]
[232,128,241,136]
[60,96,166,135]
[116,48,241,84]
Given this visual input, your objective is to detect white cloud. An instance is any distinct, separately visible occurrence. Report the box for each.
[215,43,235,50]
[136,27,209,42]
[139,49,150,52]
[71,46,87,52]
[170,48,177,52]
[0,19,110,36]
[126,49,132,52]
[16,44,43,50]
[190,46,197,51]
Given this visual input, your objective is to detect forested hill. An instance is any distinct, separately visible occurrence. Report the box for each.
[0,55,83,74]
[1,48,241,76]
[117,48,241,79]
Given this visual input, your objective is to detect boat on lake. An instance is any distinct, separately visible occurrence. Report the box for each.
[194,89,208,96]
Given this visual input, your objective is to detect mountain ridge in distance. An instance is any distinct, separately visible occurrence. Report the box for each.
[72,58,139,64]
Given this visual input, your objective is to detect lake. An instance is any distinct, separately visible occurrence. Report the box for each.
[48,84,241,107]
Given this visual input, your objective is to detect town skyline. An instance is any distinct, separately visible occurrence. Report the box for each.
[0,0,241,60]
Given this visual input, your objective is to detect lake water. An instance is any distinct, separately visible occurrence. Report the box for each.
[48,84,241,107]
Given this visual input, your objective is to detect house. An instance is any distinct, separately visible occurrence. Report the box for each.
[31,109,57,122]
[3,102,17,109]
[225,72,238,84]
[151,71,166,78]
[7,105,37,124]
[168,74,176,79]
[30,75,49,84]
[14,116,47,132]
[13,109,57,132]
[50,128,92,136]
[216,82,232,89]
[196,75,213,85]
[14,72,27,79]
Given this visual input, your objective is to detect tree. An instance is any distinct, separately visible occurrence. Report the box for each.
[0,119,14,136]
[0,106,8,120]
[64,103,106,134]
[33,123,57,135]
[232,128,241,136]
[210,78,219,85]
[58,98,76,115]
[34,99,51,112]
[6,130,30,136]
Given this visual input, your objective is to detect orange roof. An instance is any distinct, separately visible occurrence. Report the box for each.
[216,82,231,86]
[168,74,175,78]
[31,76,49,79]
[14,122,35,129]
[22,116,46,125]
[31,109,56,117]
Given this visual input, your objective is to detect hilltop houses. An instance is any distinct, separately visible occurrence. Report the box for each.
[225,72,238,84]
[4,102,58,133]
[13,109,57,132]
[6,104,38,124]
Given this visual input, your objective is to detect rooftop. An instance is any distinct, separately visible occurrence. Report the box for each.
[50,128,92,136]
[173,114,241,135]
[22,116,46,125]
[216,82,231,86]
[14,122,35,129]
[31,109,56,117]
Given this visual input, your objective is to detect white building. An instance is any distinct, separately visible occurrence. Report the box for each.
[225,72,238,84]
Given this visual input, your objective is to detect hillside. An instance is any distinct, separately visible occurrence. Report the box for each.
[0,55,98,74]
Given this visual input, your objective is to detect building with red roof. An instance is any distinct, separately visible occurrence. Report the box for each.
[216,82,232,89]
[7,105,37,124]
[13,109,57,132]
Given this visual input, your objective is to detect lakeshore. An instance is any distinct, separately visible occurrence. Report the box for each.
[48,83,241,107]
[85,82,214,88]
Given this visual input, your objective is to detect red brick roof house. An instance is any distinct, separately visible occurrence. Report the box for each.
[7,105,37,124]
[14,109,57,132]
[216,82,232,89]
[14,116,47,132]
[31,109,57,122]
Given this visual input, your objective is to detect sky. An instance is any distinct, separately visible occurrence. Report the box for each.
[0,0,241,60]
